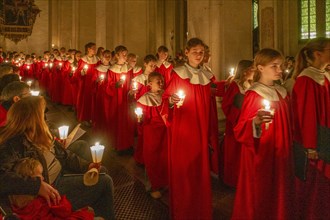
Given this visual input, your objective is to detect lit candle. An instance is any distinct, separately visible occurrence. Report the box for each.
[90,142,105,163]
[30,90,40,96]
[45,63,49,67]
[99,74,105,81]
[135,107,143,122]
[26,80,32,87]
[83,64,88,71]
[59,62,63,68]
[26,65,30,70]
[176,90,186,108]
[19,76,22,81]
[72,67,76,72]
[49,63,53,68]
[120,75,126,81]
[285,69,289,74]
[58,125,69,139]
[229,67,235,76]
[52,43,55,48]
[132,81,138,90]
[262,99,273,130]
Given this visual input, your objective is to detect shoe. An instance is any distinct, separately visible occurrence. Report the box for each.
[150,191,162,199]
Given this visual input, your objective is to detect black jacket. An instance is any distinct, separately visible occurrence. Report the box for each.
[0,134,90,196]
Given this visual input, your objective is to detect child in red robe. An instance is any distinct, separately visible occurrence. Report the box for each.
[9,158,93,220]
[162,38,213,220]
[221,60,253,187]
[136,72,168,199]
[132,54,157,164]
[127,53,143,77]
[232,48,294,219]
[155,46,173,88]
[292,37,330,219]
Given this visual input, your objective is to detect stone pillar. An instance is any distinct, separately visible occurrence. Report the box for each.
[95,0,107,48]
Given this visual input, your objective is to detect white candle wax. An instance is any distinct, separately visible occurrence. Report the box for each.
[26,80,32,87]
[58,125,69,139]
[90,143,105,163]
[176,90,186,108]
[30,90,40,96]
[132,81,138,90]
[135,107,143,122]
[100,74,105,80]
[229,67,235,76]
[120,75,126,81]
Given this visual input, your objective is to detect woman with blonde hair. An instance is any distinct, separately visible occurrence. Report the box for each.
[0,96,114,220]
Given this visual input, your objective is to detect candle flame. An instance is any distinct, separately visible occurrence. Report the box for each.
[263,99,270,110]
[84,64,88,70]
[177,90,185,99]
[135,107,143,116]
[120,75,126,81]
[230,67,235,76]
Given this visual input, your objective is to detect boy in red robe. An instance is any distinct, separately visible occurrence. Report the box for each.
[155,46,173,88]
[162,38,213,220]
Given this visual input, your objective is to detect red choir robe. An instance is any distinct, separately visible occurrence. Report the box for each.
[137,91,168,189]
[34,60,42,80]
[162,63,213,220]
[131,66,143,78]
[20,62,35,81]
[0,104,7,127]
[11,195,93,220]
[221,80,245,187]
[132,73,150,164]
[73,55,99,122]
[292,66,330,220]
[39,60,51,93]
[232,82,294,219]
[51,57,64,103]
[105,63,135,151]
[92,63,110,132]
[155,61,173,88]
[60,59,74,105]
[47,60,55,98]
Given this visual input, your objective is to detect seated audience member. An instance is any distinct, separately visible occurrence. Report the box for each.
[0,96,115,220]
[0,73,20,97]
[0,81,30,126]
[9,158,94,220]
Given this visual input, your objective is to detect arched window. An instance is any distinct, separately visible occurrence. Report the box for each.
[300,0,330,39]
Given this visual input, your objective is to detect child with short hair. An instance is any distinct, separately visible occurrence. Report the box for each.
[9,158,94,220]
[155,46,173,88]
[127,53,143,77]
[136,72,168,199]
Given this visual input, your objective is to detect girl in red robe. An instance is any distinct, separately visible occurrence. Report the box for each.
[105,45,135,152]
[132,54,157,164]
[221,60,253,187]
[73,43,100,123]
[127,53,143,77]
[137,72,168,199]
[60,50,75,106]
[292,37,330,219]
[232,48,294,219]
[162,38,213,220]
[39,51,51,94]
[155,46,173,88]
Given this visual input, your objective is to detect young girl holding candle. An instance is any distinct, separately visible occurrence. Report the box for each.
[232,48,294,219]
[132,54,157,165]
[292,37,330,219]
[136,72,168,199]
[162,38,213,220]
[106,45,135,153]
[221,60,253,187]
[155,46,173,88]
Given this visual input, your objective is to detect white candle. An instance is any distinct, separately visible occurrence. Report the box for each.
[58,125,69,139]
[26,80,32,87]
[120,75,126,81]
[132,81,138,90]
[229,67,235,76]
[176,90,186,108]
[135,107,143,122]
[99,74,105,80]
[262,99,272,130]
[30,90,40,96]
[90,142,105,163]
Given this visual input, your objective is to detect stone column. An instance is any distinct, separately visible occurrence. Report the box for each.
[95,0,107,47]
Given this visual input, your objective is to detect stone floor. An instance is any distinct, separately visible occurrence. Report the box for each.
[46,98,235,220]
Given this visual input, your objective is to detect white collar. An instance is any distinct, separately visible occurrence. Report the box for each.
[133,73,148,85]
[173,63,212,85]
[248,82,287,101]
[81,55,99,64]
[137,91,163,107]
[110,63,129,74]
[96,64,111,72]
[298,66,330,85]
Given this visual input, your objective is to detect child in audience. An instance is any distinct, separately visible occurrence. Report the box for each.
[9,158,94,220]
[232,48,294,219]
[292,37,330,219]
[137,72,168,199]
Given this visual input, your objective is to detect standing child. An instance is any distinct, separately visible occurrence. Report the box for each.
[232,48,294,219]
[9,158,94,220]
[292,37,330,219]
[155,46,173,87]
[162,38,213,220]
[127,53,143,77]
[132,54,157,164]
[137,72,168,199]
[221,60,253,187]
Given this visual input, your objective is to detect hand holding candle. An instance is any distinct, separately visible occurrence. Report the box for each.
[99,74,105,81]
[229,67,235,77]
[261,99,275,130]
[176,90,186,108]
[135,107,143,122]
[30,90,40,96]
[90,142,105,163]
[82,64,88,75]
[132,81,138,91]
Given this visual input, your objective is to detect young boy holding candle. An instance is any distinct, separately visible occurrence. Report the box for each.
[155,46,173,88]
[162,38,213,220]
[231,48,294,219]
[136,72,168,199]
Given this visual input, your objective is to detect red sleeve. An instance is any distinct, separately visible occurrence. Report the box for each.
[292,76,318,149]
[222,82,242,127]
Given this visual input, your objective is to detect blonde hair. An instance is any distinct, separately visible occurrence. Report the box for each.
[0,96,53,151]
[253,48,283,82]
[232,60,253,89]
[13,158,42,177]
[293,37,330,79]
